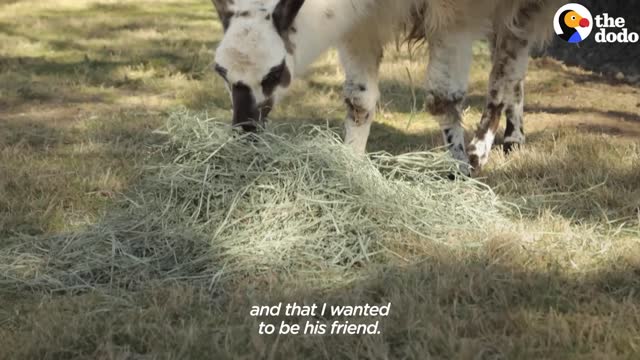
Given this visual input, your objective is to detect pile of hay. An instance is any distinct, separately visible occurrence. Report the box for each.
[1,109,508,294]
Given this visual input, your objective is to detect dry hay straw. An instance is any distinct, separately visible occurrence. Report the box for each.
[1,109,510,294]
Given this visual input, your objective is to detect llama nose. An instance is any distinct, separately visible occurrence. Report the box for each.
[579,18,590,27]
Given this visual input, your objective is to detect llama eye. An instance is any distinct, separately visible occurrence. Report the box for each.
[264,67,284,84]
[261,61,288,96]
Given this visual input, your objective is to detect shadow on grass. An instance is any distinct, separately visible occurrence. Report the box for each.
[484,128,640,225]
[2,240,639,359]
[0,113,167,237]
[526,105,640,124]
[0,119,79,149]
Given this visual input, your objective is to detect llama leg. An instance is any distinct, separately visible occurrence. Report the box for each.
[424,32,474,175]
[338,34,383,154]
[503,79,526,153]
[468,29,530,172]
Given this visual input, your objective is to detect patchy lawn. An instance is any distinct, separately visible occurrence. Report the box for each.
[1,0,639,359]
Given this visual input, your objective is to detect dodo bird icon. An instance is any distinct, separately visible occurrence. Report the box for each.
[558,9,591,43]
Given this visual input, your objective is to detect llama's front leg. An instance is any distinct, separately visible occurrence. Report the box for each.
[425,32,474,175]
[338,36,383,154]
[468,30,530,172]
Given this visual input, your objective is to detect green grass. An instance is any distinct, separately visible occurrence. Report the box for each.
[1,0,640,359]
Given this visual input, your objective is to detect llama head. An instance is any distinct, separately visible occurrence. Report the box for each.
[212,0,305,131]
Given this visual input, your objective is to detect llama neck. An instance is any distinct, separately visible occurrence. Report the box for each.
[290,0,375,74]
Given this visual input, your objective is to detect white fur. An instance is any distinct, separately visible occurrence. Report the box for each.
[344,120,372,154]
[214,1,293,104]
[469,129,495,167]
[338,23,384,154]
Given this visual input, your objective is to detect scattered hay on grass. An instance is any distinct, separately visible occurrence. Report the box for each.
[0,109,509,294]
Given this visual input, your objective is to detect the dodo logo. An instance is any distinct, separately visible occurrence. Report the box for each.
[554,3,593,43]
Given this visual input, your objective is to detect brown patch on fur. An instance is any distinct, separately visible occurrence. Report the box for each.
[476,102,505,137]
[468,152,480,171]
[427,92,464,118]
[345,98,370,126]
[514,82,523,98]
[516,37,529,48]
[493,65,506,82]
[517,1,543,23]
[281,27,298,54]
[281,32,296,54]
[405,3,428,46]
[468,151,478,160]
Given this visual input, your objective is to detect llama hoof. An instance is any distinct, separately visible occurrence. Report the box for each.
[503,141,522,154]
[458,162,471,177]
[443,162,471,181]
[446,171,468,181]
[468,154,486,177]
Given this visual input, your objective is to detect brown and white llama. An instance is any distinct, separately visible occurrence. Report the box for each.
[210,0,565,175]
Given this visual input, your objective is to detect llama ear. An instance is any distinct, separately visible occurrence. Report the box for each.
[211,0,232,31]
[273,0,305,33]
